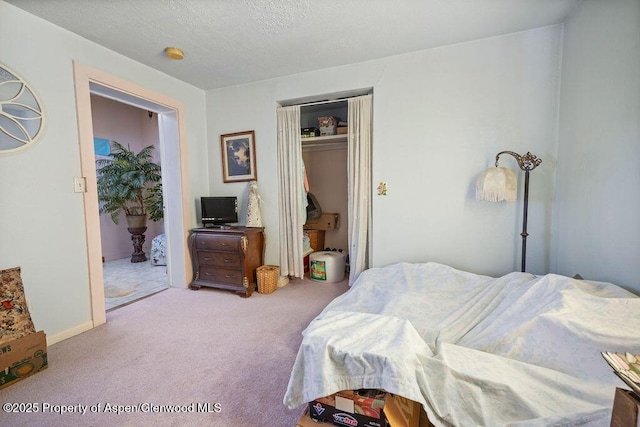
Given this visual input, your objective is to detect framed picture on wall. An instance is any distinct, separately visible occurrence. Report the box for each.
[220,130,257,183]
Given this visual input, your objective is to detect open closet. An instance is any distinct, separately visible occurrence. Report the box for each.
[277,93,372,285]
[301,100,348,257]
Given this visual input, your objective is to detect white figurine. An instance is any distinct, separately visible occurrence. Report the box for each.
[246,180,263,227]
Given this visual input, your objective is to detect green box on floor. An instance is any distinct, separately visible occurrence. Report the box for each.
[0,330,48,390]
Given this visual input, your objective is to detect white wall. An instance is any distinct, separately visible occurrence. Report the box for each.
[206,25,563,278]
[0,1,208,340]
[553,0,640,293]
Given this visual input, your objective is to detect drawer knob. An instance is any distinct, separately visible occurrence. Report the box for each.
[225,274,236,278]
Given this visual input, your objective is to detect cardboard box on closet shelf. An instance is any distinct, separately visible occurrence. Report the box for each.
[318,116,338,136]
[336,126,348,135]
[304,213,339,231]
[0,330,48,390]
[319,126,337,136]
[301,127,320,138]
[306,389,422,427]
[610,387,640,427]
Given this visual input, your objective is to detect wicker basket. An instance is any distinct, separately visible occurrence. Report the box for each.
[256,265,279,294]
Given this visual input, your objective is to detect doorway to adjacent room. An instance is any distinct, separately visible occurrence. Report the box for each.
[73,62,191,327]
[90,96,169,310]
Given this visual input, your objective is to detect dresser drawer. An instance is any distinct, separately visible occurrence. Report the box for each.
[199,266,244,286]
[194,235,241,252]
[197,251,242,268]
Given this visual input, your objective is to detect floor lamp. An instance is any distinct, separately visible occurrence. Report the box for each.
[476,151,542,272]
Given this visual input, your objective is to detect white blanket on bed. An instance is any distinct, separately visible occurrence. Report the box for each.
[283,262,640,426]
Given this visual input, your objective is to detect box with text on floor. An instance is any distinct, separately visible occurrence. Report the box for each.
[307,389,421,427]
[304,213,339,230]
[0,330,48,390]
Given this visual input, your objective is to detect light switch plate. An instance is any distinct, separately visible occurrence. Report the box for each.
[73,177,86,193]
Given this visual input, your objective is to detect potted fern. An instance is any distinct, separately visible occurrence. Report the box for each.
[96,141,163,228]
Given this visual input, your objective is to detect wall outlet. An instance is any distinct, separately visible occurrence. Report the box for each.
[73,177,86,193]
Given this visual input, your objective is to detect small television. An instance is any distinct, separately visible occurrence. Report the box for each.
[201,196,238,227]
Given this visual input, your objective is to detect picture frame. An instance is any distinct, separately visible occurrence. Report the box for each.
[220,130,257,183]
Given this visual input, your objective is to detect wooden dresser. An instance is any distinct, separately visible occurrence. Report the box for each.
[188,227,265,297]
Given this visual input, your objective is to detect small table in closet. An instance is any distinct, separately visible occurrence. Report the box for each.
[305,229,326,252]
[188,227,265,297]
[303,229,325,273]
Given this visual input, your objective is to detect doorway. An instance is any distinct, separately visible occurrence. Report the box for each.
[73,62,191,328]
[90,96,170,310]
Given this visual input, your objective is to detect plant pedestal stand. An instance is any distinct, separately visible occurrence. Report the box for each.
[127,226,147,263]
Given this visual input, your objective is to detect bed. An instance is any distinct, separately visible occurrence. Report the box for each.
[283,262,640,426]
[150,233,167,266]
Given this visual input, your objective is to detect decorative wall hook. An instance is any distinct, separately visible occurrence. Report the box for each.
[377,182,388,196]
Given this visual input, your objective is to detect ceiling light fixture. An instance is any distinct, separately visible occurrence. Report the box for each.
[164,47,184,60]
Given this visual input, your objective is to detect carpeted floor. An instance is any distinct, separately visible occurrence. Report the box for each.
[0,274,350,427]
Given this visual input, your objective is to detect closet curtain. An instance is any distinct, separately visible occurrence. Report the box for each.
[347,94,372,285]
[276,106,305,278]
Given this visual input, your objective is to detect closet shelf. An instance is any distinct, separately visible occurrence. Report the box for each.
[301,134,347,151]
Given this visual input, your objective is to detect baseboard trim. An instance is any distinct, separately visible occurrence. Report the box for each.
[46,321,94,345]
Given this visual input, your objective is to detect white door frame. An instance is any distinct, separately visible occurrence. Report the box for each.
[73,62,192,327]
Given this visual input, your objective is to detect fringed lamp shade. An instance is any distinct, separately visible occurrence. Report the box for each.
[476,166,517,202]
[475,151,542,272]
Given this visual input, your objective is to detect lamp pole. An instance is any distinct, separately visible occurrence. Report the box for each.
[495,151,542,272]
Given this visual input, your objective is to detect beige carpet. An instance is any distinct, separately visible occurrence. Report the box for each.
[0,275,350,427]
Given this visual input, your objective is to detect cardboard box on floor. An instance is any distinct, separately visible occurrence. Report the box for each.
[297,410,433,427]
[300,390,425,427]
[0,330,48,390]
[610,387,640,427]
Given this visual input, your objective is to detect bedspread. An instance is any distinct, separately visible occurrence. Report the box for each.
[283,262,640,426]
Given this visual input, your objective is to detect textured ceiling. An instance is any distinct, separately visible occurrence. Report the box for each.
[6,0,579,90]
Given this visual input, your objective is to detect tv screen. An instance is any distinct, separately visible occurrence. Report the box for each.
[201,196,238,227]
